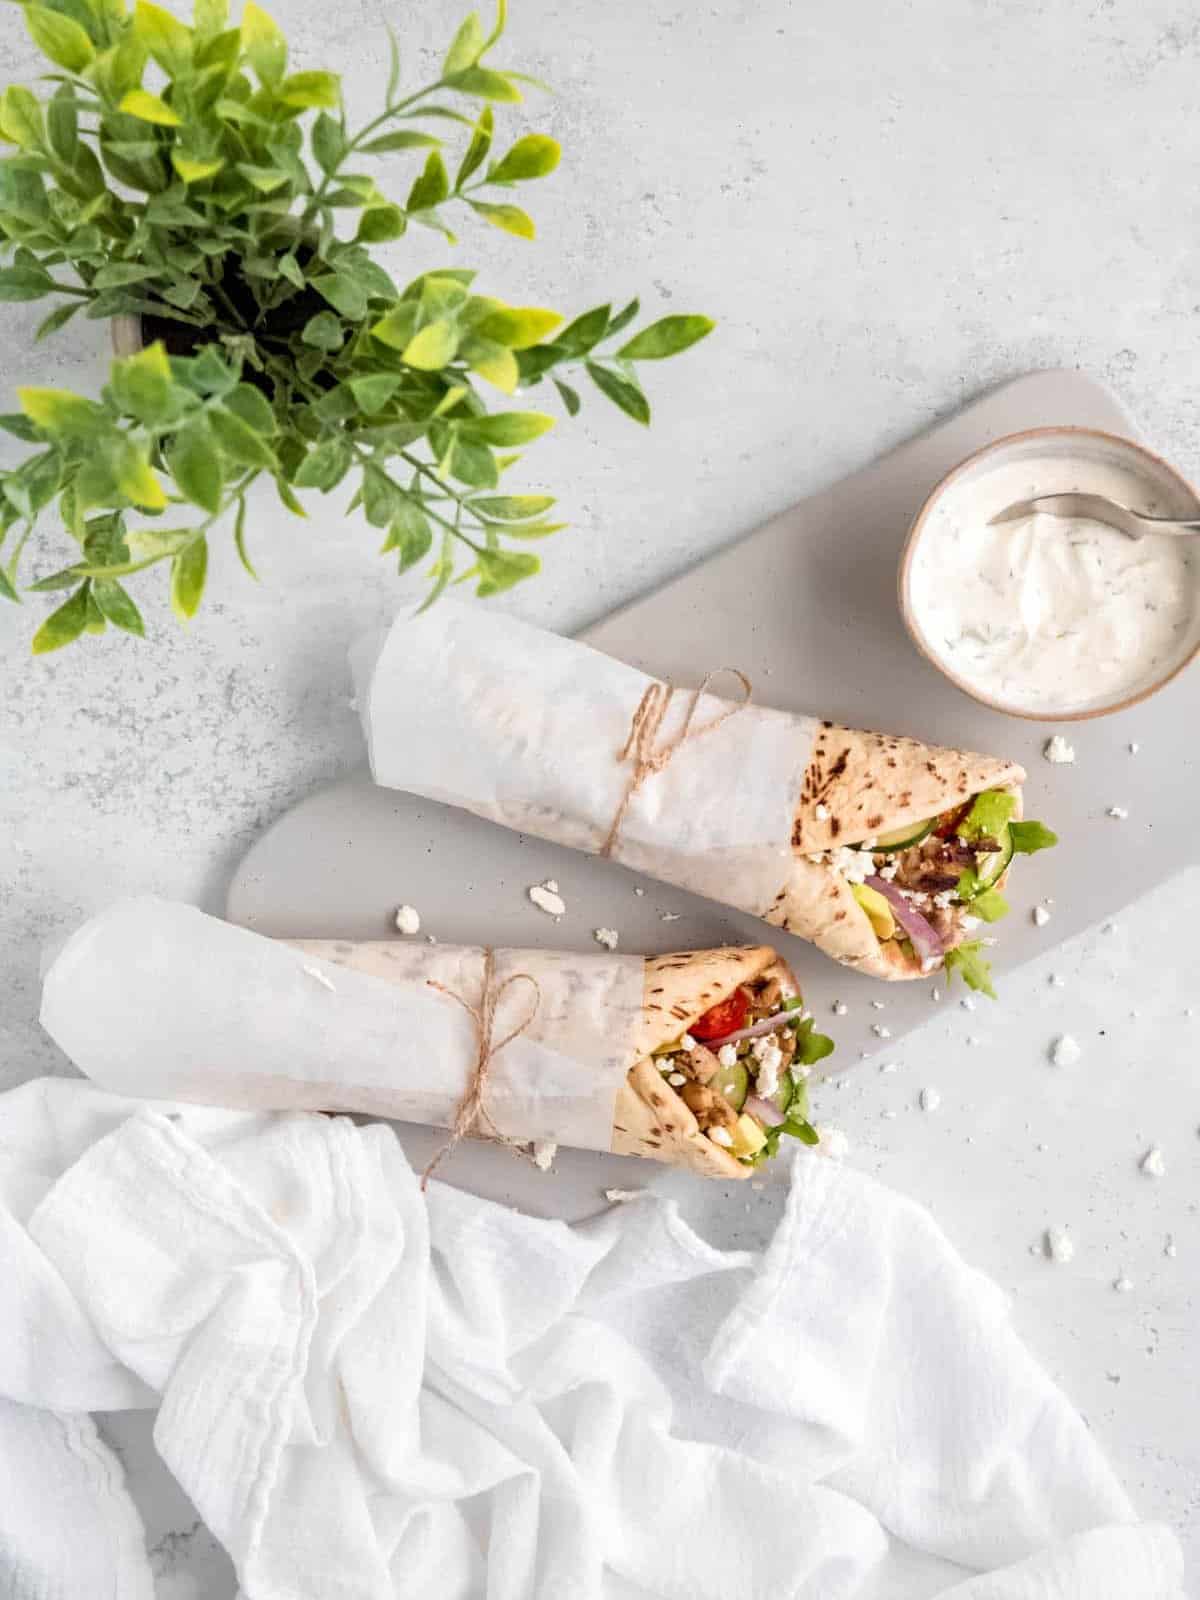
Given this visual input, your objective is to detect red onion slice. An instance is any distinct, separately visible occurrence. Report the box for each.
[745,1093,786,1127]
[865,874,944,964]
[704,1008,799,1050]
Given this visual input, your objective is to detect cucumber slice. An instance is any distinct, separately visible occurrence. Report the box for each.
[973,827,1015,890]
[853,818,934,853]
[711,1057,749,1112]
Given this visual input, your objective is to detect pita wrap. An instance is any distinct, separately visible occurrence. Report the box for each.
[303,938,794,1181]
[354,606,1043,983]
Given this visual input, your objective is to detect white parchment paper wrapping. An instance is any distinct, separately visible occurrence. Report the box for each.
[40,898,644,1151]
[353,603,817,917]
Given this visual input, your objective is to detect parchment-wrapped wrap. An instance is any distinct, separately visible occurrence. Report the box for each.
[40,898,830,1180]
[354,606,1053,987]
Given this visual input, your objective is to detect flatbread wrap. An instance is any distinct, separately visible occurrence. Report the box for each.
[39,899,834,1180]
[354,605,1057,992]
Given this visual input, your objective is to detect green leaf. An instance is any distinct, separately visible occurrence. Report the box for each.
[454,104,492,186]
[444,435,496,488]
[115,444,168,511]
[124,526,196,564]
[0,412,41,442]
[312,272,368,319]
[443,12,485,75]
[465,338,518,394]
[188,345,239,396]
[293,436,351,490]
[34,301,81,341]
[362,464,398,528]
[25,6,96,72]
[91,577,144,636]
[210,405,278,468]
[46,87,78,164]
[225,383,276,435]
[194,0,230,36]
[959,789,1017,842]
[489,133,560,182]
[27,565,84,593]
[970,888,1011,923]
[362,130,441,154]
[1009,820,1059,855]
[169,419,222,513]
[618,314,715,361]
[311,111,345,175]
[171,151,225,182]
[240,0,286,85]
[232,495,256,577]
[551,304,609,359]
[0,88,45,151]
[170,535,207,621]
[553,377,580,416]
[348,373,401,412]
[385,22,401,104]
[385,499,433,572]
[585,360,650,424]
[445,65,521,102]
[236,163,289,192]
[279,70,340,109]
[474,547,539,596]
[109,340,174,423]
[469,493,555,521]
[942,940,997,1001]
[18,386,108,437]
[134,0,192,74]
[460,410,554,446]
[499,519,566,540]
[468,199,534,239]
[355,203,406,243]
[605,297,639,339]
[401,318,459,369]
[278,251,305,289]
[797,1028,836,1067]
[32,584,90,655]
[477,305,562,349]
[301,310,344,351]
[159,276,204,311]
[0,265,54,301]
[93,261,160,288]
[274,475,305,518]
[406,149,449,212]
[118,87,181,126]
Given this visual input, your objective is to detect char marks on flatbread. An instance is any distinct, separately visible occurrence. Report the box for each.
[793,723,1025,854]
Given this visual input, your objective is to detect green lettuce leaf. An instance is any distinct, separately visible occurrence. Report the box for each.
[959,789,1017,841]
[943,938,997,1000]
[1009,820,1058,855]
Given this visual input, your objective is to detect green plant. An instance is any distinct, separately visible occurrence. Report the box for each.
[0,0,713,653]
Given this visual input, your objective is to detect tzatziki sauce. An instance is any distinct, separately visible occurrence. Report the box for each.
[907,452,1199,713]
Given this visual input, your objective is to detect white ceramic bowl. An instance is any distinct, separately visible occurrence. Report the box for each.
[898,426,1200,721]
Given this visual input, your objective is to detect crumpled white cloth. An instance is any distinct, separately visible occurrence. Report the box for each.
[0,1078,1183,1600]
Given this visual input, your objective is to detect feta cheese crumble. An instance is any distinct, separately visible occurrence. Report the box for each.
[870,1000,885,1010]
[960,995,976,1012]
[832,1001,848,1016]
[393,904,421,936]
[1139,1145,1166,1178]
[302,963,335,992]
[592,927,619,951]
[1032,904,1051,927]
[1043,736,1076,764]
[1112,1273,1134,1294]
[604,1188,644,1203]
[919,1086,941,1112]
[871,1023,892,1039]
[1044,1226,1074,1263]
[528,882,566,918]
[752,1041,783,1100]
[1106,806,1129,820]
[679,1034,696,1051]
[709,1127,734,1148]
[879,1061,898,1074]
[1049,1034,1081,1067]
[1128,742,1140,754]
[659,912,681,923]
[667,1072,687,1087]
[717,1044,738,1069]
[531,1140,557,1170]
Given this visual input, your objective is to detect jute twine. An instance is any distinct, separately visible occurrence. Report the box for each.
[600,669,753,858]
[420,949,541,1190]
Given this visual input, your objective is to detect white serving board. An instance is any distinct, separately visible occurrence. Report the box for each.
[227,370,1199,1216]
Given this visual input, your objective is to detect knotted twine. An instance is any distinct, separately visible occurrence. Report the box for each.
[600,669,753,859]
[421,949,541,1189]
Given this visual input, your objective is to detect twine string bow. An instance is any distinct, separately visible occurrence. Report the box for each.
[421,949,541,1190]
[600,668,753,858]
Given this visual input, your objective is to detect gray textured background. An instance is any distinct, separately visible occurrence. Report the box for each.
[1,1,1198,1593]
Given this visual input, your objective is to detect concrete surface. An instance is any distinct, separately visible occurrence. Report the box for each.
[1,0,1198,1592]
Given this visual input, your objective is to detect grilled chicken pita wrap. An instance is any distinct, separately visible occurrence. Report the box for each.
[39,899,834,1181]
[353,605,1057,993]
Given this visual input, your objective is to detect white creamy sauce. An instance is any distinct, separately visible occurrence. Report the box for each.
[910,454,1199,712]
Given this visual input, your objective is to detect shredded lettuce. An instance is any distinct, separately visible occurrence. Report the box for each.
[943,939,997,1000]
[959,789,1017,841]
[970,887,1010,922]
[1009,820,1058,854]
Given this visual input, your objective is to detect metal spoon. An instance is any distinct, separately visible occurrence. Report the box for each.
[988,492,1200,540]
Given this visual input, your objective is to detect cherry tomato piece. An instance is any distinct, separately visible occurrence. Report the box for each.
[691,987,750,1041]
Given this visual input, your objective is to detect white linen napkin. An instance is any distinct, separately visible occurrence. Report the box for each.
[0,1077,1183,1600]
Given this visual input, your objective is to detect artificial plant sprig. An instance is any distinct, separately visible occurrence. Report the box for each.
[0,0,713,653]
